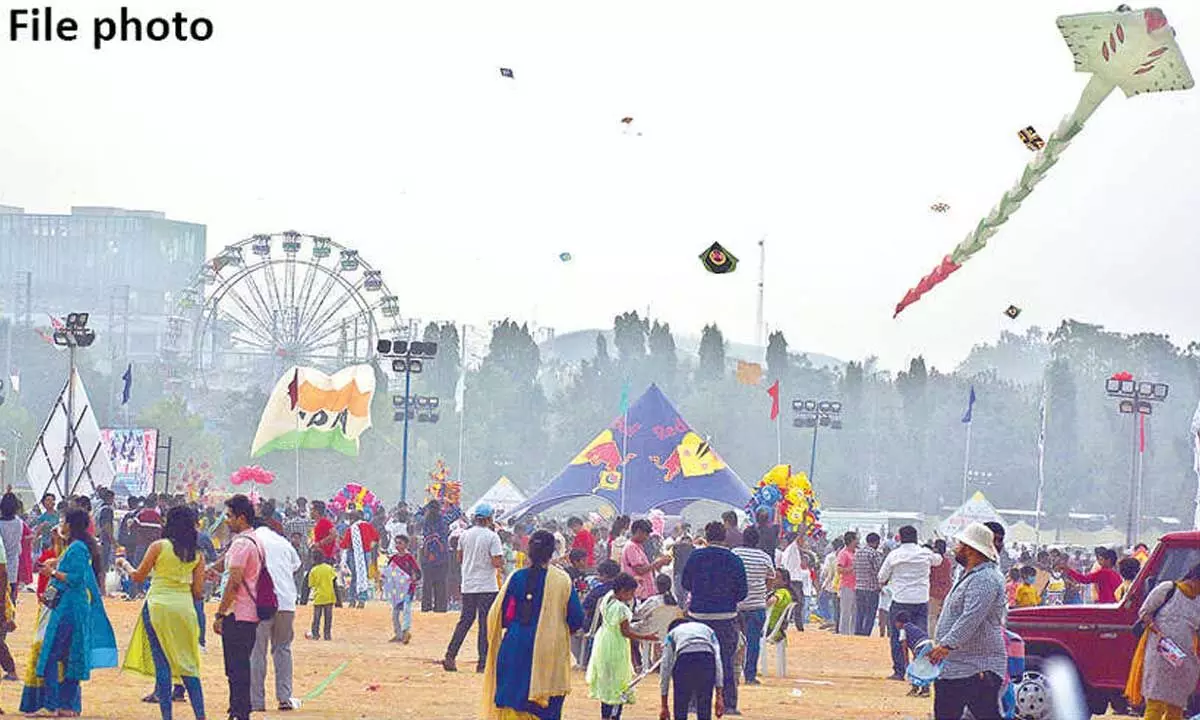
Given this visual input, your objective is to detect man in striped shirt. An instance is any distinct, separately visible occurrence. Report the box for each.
[852,533,884,636]
[732,526,775,686]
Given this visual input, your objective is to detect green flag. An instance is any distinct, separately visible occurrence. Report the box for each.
[619,381,630,414]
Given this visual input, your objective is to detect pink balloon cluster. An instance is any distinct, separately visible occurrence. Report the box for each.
[229,465,275,486]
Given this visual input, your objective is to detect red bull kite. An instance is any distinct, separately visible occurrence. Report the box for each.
[895,6,1193,317]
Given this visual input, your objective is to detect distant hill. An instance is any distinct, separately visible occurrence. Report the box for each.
[539,329,844,370]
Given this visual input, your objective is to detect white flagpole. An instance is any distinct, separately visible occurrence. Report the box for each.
[961,419,972,504]
[776,411,782,465]
[456,324,468,483]
[1034,384,1048,546]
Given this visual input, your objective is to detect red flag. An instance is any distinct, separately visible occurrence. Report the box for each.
[767,380,780,420]
[287,368,300,410]
[1139,413,1146,453]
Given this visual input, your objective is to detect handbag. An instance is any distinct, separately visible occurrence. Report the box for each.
[1132,585,1175,638]
[42,583,61,609]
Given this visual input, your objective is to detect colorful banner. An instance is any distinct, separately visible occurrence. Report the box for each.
[99,428,158,497]
[250,365,375,457]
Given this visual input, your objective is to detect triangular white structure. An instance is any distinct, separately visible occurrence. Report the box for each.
[468,476,527,517]
[25,370,116,499]
[938,491,1005,538]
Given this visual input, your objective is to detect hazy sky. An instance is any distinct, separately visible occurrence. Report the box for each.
[2,0,1198,371]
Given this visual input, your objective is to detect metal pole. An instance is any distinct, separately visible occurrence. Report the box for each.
[1135,414,1146,544]
[620,403,629,514]
[294,412,301,500]
[775,411,782,465]
[1125,392,1140,547]
[1034,385,1047,546]
[457,324,467,482]
[961,420,972,504]
[64,345,76,497]
[756,236,765,355]
[808,422,819,482]
[8,433,16,489]
[400,364,412,503]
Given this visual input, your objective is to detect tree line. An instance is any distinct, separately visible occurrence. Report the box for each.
[1,315,1197,526]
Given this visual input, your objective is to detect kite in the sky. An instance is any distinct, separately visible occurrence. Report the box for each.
[930,202,951,214]
[500,68,514,79]
[1019,126,1046,151]
[559,252,572,262]
[894,5,1193,318]
[620,117,634,124]
[1005,305,1023,319]
[700,242,737,274]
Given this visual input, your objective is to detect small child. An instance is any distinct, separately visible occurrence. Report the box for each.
[765,569,795,643]
[1005,567,1021,607]
[1115,556,1141,602]
[893,610,931,697]
[659,617,725,720]
[307,551,337,641]
[1043,569,1066,606]
[566,548,591,596]
[385,535,421,643]
[1014,566,1040,608]
[580,560,622,668]
[586,573,659,719]
[635,574,678,625]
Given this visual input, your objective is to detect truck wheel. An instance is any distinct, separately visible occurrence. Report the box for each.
[1026,652,1109,718]
[1083,688,1111,717]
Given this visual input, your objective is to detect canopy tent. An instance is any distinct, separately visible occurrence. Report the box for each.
[468,476,528,517]
[506,384,750,519]
[938,491,1006,538]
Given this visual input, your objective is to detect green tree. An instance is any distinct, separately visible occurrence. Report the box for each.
[647,321,677,390]
[696,324,726,382]
[766,331,789,383]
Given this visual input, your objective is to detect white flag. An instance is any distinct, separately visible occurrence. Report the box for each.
[8,374,17,394]
[454,373,465,413]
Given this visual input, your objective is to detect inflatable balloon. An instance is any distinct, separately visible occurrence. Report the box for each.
[329,483,383,520]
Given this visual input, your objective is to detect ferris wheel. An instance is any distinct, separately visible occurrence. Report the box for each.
[163,232,410,390]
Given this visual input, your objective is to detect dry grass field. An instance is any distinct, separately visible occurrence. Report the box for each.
[0,598,965,719]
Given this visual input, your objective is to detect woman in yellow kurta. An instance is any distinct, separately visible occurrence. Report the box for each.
[119,506,207,720]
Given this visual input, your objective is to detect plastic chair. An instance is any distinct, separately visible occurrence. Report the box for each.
[637,604,684,668]
[760,602,796,678]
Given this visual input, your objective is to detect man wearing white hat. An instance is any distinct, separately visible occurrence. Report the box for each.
[928,522,1007,720]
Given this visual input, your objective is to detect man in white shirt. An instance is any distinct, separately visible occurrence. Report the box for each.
[250,521,302,712]
[442,504,504,673]
[877,525,943,681]
[778,534,815,630]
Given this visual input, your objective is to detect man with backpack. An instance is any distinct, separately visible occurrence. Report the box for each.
[421,503,451,613]
[214,495,270,720]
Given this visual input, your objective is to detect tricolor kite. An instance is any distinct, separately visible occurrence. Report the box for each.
[894,6,1193,318]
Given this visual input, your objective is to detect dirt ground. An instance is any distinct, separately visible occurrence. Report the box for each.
[0,598,959,719]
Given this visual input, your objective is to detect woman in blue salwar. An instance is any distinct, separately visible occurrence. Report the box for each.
[482,530,585,720]
[27,508,117,717]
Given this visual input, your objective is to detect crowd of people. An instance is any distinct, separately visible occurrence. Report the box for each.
[0,486,1195,720]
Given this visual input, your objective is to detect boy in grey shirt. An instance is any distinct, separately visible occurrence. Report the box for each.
[660,618,725,720]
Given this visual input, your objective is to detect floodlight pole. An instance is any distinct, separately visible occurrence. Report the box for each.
[400,362,412,504]
[1125,387,1142,546]
[808,422,819,483]
[63,344,76,497]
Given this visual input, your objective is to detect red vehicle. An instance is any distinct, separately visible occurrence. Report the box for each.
[1007,531,1200,716]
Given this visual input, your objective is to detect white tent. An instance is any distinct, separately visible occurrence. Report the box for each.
[938,491,1005,538]
[25,369,116,499]
[468,477,527,517]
